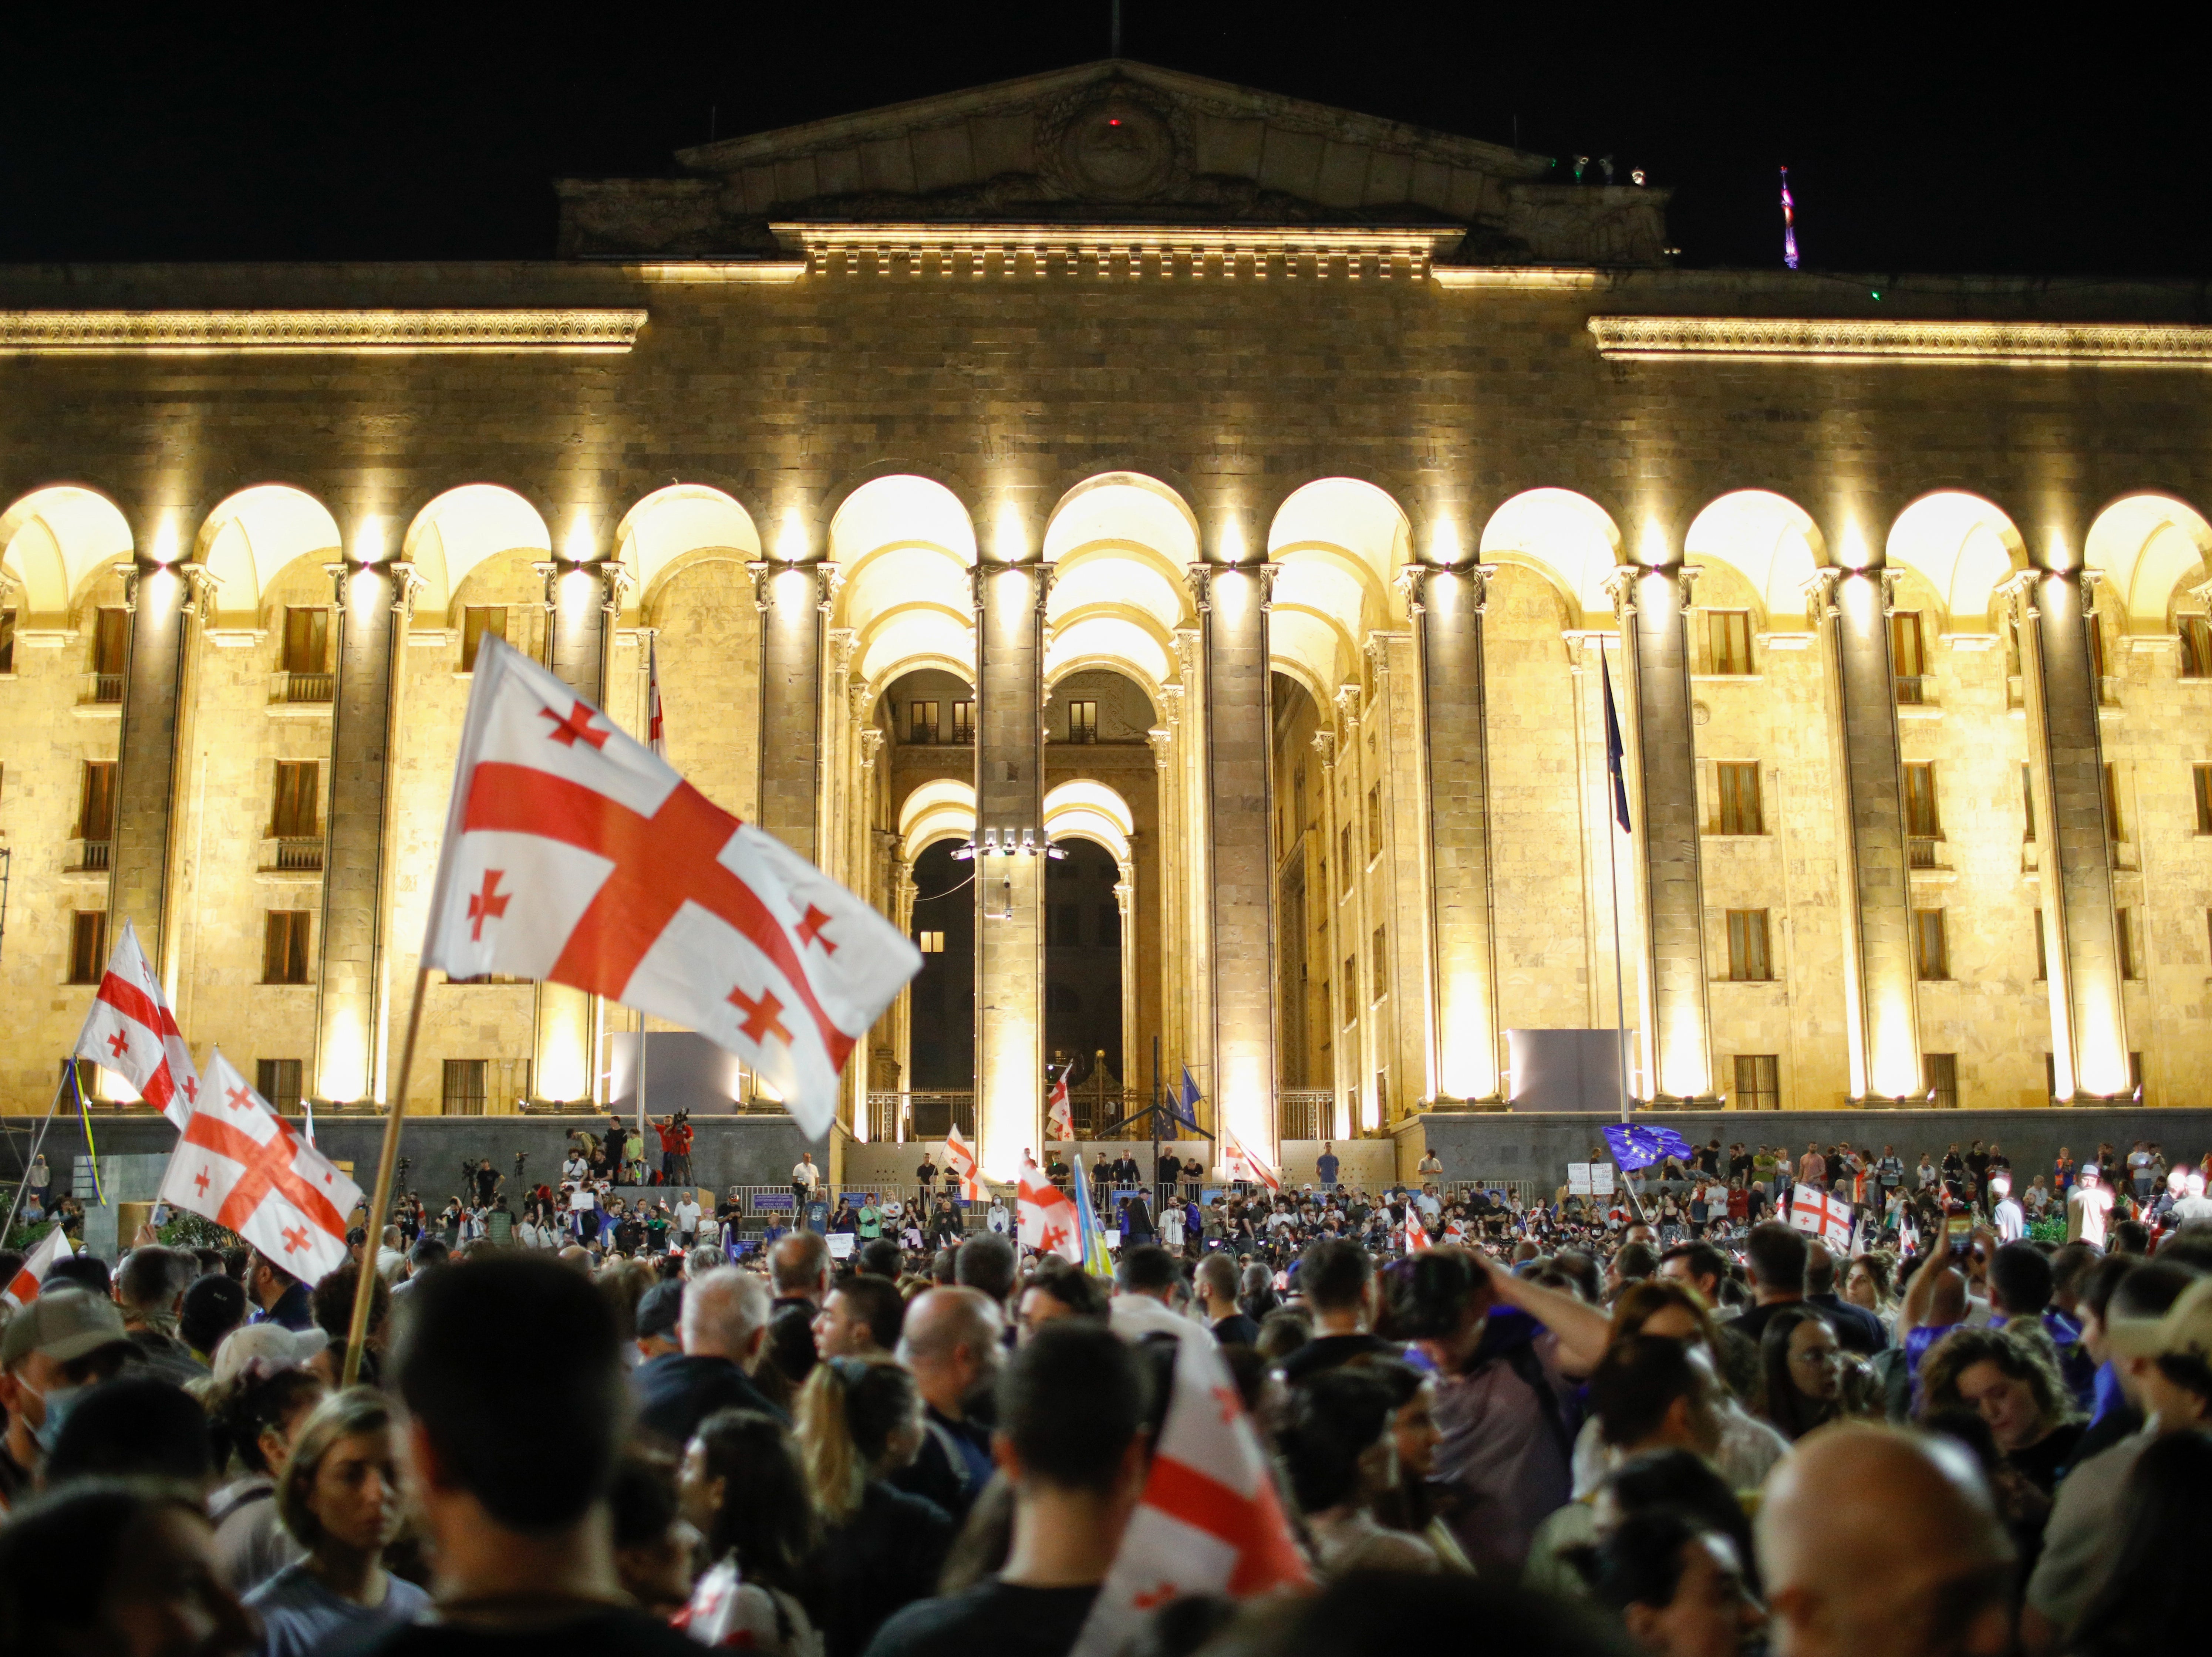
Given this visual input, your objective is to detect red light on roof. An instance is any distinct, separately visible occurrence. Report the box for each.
[1109,118,1120,126]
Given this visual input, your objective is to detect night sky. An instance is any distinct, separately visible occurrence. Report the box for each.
[6,6,2205,279]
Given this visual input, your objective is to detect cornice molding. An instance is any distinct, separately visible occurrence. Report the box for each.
[0,309,649,356]
[771,221,1457,280]
[1587,315,2212,367]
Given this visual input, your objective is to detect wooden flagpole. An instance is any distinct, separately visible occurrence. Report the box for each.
[343,965,429,1386]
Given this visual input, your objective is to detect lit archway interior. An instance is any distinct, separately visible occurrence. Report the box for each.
[2084,493,2212,633]
[1267,477,1408,706]
[830,475,978,700]
[196,486,344,630]
[1885,492,2024,634]
[0,486,135,620]
[1480,489,1623,626]
[404,485,553,625]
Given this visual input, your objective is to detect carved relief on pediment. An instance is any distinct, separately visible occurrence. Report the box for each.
[1033,82,1192,203]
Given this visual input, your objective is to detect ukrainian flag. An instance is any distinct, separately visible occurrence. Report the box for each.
[1072,1154,1115,1280]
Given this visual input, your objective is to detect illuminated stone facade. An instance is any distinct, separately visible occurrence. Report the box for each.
[4,61,2211,1170]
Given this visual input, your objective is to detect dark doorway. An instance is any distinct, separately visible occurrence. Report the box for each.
[907,839,975,1091]
[1043,836,1124,1107]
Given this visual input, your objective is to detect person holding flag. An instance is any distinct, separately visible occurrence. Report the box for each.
[0,1228,74,1310]
[944,1126,985,1202]
[1019,1161,1082,1264]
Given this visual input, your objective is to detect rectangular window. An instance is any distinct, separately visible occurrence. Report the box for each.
[78,760,117,841]
[1926,1052,1959,1110]
[1716,762,1764,835]
[1707,610,1753,675]
[2195,766,2212,834]
[1892,610,1927,702]
[281,607,329,675]
[1725,910,1773,981]
[256,1059,304,1114]
[908,701,939,745]
[262,911,312,985]
[1371,925,1388,1000]
[1913,908,1950,980]
[950,700,973,743]
[1343,955,1358,1025]
[1097,903,1120,946]
[0,607,14,673]
[1366,786,1382,859]
[2117,907,2140,980]
[459,607,506,673]
[68,912,107,985]
[1049,904,1080,946]
[2022,763,2036,843]
[2104,763,2125,842]
[1339,825,1354,891]
[272,761,319,839]
[2181,615,2212,678]
[2034,908,2048,981]
[917,930,944,954]
[1733,1053,1780,1111]
[442,1059,488,1117]
[1905,763,1942,837]
[93,606,129,675]
[1068,700,1098,743]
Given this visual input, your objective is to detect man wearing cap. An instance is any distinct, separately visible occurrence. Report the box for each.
[2022,1272,2212,1653]
[634,1280,684,1363]
[2066,1165,2113,1248]
[0,1289,136,1510]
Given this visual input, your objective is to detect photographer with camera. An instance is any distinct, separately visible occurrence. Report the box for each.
[655,1111,694,1186]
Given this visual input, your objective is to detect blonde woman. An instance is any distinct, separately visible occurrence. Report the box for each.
[792,1357,951,1657]
[245,1388,426,1657]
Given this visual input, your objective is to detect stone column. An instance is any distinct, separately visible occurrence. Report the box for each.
[748,559,836,862]
[1115,866,1139,1094]
[891,859,917,1141]
[2009,569,2131,1099]
[1404,563,1502,1103]
[1809,568,1923,1103]
[531,557,628,1106]
[108,557,209,995]
[1309,727,1347,1137]
[1191,561,1279,1156]
[972,557,1046,1176]
[313,556,419,1106]
[1607,564,1714,1103]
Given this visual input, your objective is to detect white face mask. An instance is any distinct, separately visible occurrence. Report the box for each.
[21,1377,92,1455]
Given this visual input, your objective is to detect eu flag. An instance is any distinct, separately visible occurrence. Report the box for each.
[1175,1067,1203,1131]
[1604,1122,1694,1171]
[1602,652,1632,833]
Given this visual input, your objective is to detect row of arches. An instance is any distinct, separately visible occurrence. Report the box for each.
[7,476,2211,725]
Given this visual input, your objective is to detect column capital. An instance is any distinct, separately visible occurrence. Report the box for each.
[1802,566,1843,628]
[1396,559,1499,615]
[1146,725,1174,770]
[1997,568,2041,622]
[827,625,857,675]
[858,726,885,770]
[1309,728,1336,766]
[1601,565,1640,619]
[1332,681,1362,731]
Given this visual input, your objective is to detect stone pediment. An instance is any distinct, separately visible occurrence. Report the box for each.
[556,60,1671,267]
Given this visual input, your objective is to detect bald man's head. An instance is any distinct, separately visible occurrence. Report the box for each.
[1757,1424,2012,1657]
[898,1285,1004,1420]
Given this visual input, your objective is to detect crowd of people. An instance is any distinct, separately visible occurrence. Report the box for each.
[3,1130,2212,1657]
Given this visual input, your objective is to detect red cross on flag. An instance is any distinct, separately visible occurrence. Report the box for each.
[943,1126,985,1202]
[1070,1319,1308,1657]
[70,918,202,1129]
[1047,1072,1075,1142]
[156,1050,362,1286]
[1404,1207,1431,1254]
[1019,1164,1081,1262]
[1,1226,75,1310]
[1218,1127,1281,1193]
[421,638,920,1140]
[1789,1186,1854,1250]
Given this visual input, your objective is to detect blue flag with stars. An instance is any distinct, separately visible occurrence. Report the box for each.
[1602,652,1632,833]
[1175,1067,1203,1131]
[1604,1122,1694,1172]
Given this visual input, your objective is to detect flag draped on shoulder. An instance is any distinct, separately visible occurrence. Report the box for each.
[943,1127,984,1201]
[157,1050,362,1285]
[71,919,200,1129]
[1,1226,74,1309]
[1070,1320,1309,1657]
[420,637,920,1140]
[1019,1164,1081,1262]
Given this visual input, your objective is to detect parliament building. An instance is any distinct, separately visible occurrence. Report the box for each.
[6,60,2212,1175]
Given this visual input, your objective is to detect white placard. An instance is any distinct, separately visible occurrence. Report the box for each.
[826,1232,855,1259]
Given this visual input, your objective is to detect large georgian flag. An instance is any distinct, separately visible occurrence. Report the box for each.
[1018,1164,1082,1263]
[1218,1127,1281,1193]
[1070,1317,1309,1657]
[1047,1072,1075,1142]
[422,638,918,1140]
[157,1051,361,1285]
[1789,1187,1854,1250]
[71,919,201,1129]
[943,1127,985,1201]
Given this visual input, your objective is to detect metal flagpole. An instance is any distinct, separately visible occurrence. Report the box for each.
[344,965,428,1385]
[1603,643,1632,1127]
[0,1064,71,1241]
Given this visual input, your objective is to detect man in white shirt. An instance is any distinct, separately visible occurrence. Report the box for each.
[1158,1203,1185,1251]
[1990,1176,2026,1243]
[2170,1171,2212,1226]
[1917,1155,1939,1191]
[2024,1175,2051,1219]
[674,1194,702,1246]
[792,1154,820,1197]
